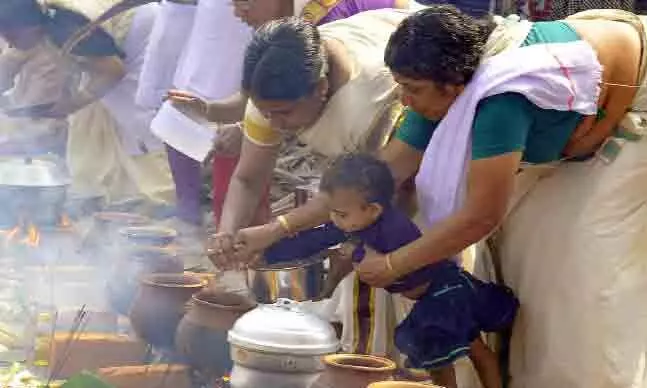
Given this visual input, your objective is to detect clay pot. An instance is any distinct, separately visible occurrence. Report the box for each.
[368,382,442,388]
[107,247,183,315]
[318,354,397,388]
[129,273,206,350]
[175,290,256,384]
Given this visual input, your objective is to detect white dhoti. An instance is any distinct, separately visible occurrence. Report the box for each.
[151,0,253,160]
[478,135,647,388]
[135,0,197,110]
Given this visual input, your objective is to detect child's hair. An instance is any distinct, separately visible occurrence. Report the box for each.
[319,153,395,206]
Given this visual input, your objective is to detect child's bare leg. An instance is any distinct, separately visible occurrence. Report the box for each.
[428,364,457,388]
[469,337,502,388]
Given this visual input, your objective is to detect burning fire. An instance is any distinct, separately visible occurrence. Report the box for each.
[0,223,40,248]
[0,215,71,248]
[21,224,40,247]
[60,214,72,229]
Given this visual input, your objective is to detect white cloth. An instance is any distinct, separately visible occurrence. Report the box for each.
[100,2,164,156]
[174,0,252,99]
[135,0,197,109]
[300,272,414,361]
[415,41,602,227]
[151,0,252,161]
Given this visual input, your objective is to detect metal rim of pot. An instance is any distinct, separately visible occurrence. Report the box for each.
[92,212,150,225]
[0,156,71,187]
[323,354,398,372]
[250,254,325,272]
[192,291,257,313]
[118,225,178,242]
[140,273,207,289]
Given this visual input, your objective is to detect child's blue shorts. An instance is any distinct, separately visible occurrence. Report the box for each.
[395,262,519,370]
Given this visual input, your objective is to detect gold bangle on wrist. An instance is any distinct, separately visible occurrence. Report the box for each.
[277,215,293,237]
[385,253,394,272]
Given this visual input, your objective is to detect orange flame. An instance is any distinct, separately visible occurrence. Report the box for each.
[60,214,72,229]
[1,226,20,247]
[20,224,40,247]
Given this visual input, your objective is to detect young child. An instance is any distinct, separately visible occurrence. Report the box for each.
[264,153,519,388]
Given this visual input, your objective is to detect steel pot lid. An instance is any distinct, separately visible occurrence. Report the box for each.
[0,157,70,187]
[228,298,339,356]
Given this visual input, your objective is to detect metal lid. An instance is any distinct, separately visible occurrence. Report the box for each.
[228,298,339,356]
[0,157,70,187]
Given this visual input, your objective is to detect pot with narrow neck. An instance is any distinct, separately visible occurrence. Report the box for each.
[107,247,183,315]
[317,354,398,388]
[227,298,340,388]
[176,290,257,386]
[129,273,206,350]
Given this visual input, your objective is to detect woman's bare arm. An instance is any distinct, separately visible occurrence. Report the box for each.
[391,152,520,275]
[205,91,249,124]
[379,137,423,187]
[218,137,280,234]
[76,56,125,102]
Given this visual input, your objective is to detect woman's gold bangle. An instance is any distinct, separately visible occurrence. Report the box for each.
[277,215,293,237]
[385,253,394,272]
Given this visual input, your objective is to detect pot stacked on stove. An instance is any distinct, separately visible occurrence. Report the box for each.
[0,157,70,228]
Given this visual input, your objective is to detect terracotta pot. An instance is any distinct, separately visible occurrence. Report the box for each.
[129,273,206,349]
[318,354,397,388]
[175,290,256,383]
[107,247,183,315]
[368,382,442,388]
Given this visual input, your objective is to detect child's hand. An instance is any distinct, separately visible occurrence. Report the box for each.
[354,246,400,288]
[332,242,356,264]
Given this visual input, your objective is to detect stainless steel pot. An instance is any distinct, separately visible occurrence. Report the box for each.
[227,298,339,388]
[248,253,326,304]
[0,156,70,227]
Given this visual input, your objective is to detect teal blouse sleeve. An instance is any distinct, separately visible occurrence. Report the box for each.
[471,93,533,160]
[394,95,532,157]
[394,108,439,151]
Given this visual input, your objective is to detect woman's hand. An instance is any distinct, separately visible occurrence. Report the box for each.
[206,232,240,270]
[167,89,209,118]
[355,246,400,288]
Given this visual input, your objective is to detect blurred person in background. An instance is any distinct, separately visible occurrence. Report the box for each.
[0,0,174,206]
[0,36,69,157]
[528,0,634,20]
